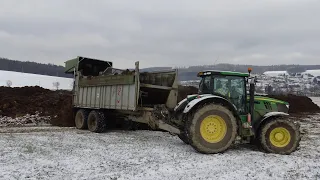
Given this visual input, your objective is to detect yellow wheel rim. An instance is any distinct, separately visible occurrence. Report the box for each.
[269,127,291,148]
[200,115,227,143]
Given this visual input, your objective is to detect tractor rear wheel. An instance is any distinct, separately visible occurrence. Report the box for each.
[186,104,237,154]
[259,118,300,154]
[75,109,89,129]
[87,110,107,133]
[178,131,189,144]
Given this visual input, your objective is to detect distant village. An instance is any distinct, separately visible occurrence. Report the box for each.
[181,69,320,97]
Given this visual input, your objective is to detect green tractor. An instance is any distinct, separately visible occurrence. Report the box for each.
[173,68,301,154]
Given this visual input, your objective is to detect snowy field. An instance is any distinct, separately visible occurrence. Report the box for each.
[1,113,320,180]
[0,70,73,90]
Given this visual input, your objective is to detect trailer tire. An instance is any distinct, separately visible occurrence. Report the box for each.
[75,109,89,129]
[87,110,106,133]
[259,118,300,155]
[186,104,237,154]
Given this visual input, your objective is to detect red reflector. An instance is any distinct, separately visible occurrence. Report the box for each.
[247,114,251,123]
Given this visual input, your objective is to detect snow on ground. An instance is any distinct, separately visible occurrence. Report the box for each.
[0,113,51,127]
[1,114,320,180]
[0,70,73,90]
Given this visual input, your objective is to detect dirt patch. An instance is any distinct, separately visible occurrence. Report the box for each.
[0,86,74,126]
[50,92,74,127]
[265,94,320,114]
[177,85,198,102]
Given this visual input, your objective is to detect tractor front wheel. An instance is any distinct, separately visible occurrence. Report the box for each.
[186,104,237,154]
[259,118,300,154]
[178,131,189,144]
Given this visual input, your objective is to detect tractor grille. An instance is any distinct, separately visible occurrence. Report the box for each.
[264,102,272,110]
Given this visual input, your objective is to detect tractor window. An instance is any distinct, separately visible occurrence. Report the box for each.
[230,77,246,113]
[199,76,213,94]
[199,75,246,113]
[213,76,246,113]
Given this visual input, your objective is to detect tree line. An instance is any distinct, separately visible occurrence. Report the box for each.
[177,64,320,81]
[0,57,72,78]
[1,57,319,81]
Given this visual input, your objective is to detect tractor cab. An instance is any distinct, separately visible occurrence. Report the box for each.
[197,70,249,113]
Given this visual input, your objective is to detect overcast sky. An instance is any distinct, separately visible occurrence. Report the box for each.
[0,0,319,68]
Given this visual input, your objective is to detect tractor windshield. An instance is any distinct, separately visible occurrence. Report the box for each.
[199,75,246,113]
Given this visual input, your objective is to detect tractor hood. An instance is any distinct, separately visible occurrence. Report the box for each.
[253,96,289,105]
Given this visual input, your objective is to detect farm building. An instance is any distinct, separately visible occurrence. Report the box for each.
[263,71,289,77]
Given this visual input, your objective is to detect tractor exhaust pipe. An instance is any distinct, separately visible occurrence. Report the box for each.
[249,81,255,119]
[248,68,255,122]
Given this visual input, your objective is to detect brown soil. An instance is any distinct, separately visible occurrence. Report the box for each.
[264,94,320,114]
[0,86,74,126]
[177,85,199,102]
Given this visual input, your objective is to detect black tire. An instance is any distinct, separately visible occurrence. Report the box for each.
[178,115,190,144]
[75,109,89,129]
[186,104,237,154]
[178,131,189,144]
[259,118,301,155]
[87,110,106,133]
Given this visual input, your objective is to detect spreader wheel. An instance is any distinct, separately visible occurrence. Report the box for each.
[75,109,89,129]
[87,110,107,133]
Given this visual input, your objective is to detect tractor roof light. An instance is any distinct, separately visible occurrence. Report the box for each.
[197,72,204,77]
[248,67,252,77]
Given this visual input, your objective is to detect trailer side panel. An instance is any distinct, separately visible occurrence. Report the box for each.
[75,84,137,110]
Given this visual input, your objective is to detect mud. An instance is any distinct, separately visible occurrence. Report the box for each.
[177,85,198,102]
[0,86,74,127]
[265,94,320,114]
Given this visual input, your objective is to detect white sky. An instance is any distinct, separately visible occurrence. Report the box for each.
[0,0,319,68]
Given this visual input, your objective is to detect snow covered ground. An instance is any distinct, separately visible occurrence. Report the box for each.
[0,70,73,90]
[0,114,320,179]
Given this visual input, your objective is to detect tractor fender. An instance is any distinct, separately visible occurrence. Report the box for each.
[252,112,289,134]
[182,94,238,114]
[173,94,197,112]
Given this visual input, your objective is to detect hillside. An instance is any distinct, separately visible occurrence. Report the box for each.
[176,64,320,81]
[1,57,320,81]
[0,57,72,78]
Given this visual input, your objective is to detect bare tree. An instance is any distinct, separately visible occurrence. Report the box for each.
[6,80,12,87]
[53,81,60,90]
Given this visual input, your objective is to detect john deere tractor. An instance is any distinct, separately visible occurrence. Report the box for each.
[173,68,301,154]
